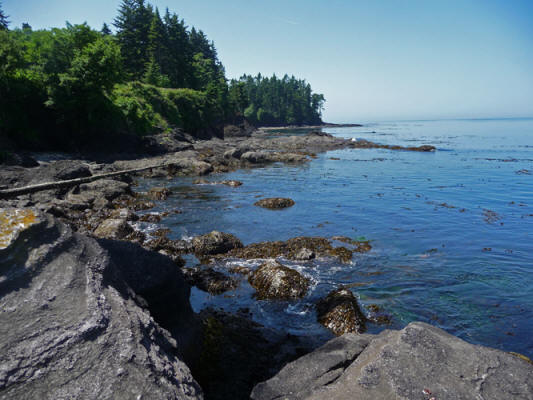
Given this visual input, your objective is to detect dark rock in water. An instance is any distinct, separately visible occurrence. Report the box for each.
[220,179,243,187]
[147,186,171,200]
[251,322,533,400]
[184,267,239,295]
[192,231,243,256]
[143,236,190,265]
[332,235,372,253]
[316,288,366,336]
[0,210,202,399]
[193,309,317,400]
[93,218,134,240]
[228,265,251,275]
[254,198,295,209]
[225,236,354,263]
[248,260,310,300]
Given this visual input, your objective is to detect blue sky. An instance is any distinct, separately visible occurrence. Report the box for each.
[3,0,533,122]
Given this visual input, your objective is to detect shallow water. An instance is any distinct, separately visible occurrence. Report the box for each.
[137,118,533,358]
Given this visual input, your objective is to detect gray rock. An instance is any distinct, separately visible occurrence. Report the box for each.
[241,151,270,163]
[251,322,533,400]
[93,218,134,240]
[0,211,202,400]
[79,179,131,200]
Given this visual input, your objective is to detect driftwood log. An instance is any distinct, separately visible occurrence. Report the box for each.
[0,164,171,199]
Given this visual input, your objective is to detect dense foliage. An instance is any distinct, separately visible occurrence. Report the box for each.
[0,0,325,151]
[231,74,325,126]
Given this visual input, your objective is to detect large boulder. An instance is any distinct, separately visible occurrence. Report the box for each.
[0,209,202,399]
[251,322,533,400]
[192,231,243,256]
[248,260,310,300]
[316,288,367,336]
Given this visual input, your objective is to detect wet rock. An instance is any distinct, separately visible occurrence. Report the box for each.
[184,267,239,295]
[294,247,315,260]
[254,197,295,209]
[192,231,243,256]
[328,246,353,263]
[220,180,243,187]
[0,211,202,400]
[193,179,243,187]
[225,236,354,263]
[138,212,168,223]
[143,236,190,265]
[332,235,372,253]
[251,322,533,400]
[112,195,155,211]
[228,265,251,275]
[248,260,310,300]
[147,186,171,200]
[316,288,367,336]
[93,218,134,240]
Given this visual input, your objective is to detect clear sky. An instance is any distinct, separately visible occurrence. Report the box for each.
[3,0,533,123]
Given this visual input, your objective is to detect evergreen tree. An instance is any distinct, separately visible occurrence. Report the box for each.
[163,9,191,88]
[114,0,153,78]
[0,1,9,30]
[101,22,112,35]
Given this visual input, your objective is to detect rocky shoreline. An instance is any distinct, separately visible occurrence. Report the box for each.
[1,130,532,399]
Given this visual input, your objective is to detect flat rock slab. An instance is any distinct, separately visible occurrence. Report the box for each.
[252,322,533,400]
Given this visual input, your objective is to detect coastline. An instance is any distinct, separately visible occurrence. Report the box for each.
[1,129,531,400]
[258,122,363,130]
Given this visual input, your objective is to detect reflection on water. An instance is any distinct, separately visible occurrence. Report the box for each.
[137,118,533,357]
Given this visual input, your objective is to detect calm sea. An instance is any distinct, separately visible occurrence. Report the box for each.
[137,118,533,358]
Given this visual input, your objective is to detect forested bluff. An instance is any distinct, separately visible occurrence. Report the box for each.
[0,0,325,154]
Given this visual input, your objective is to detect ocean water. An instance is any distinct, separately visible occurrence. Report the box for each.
[136,118,533,358]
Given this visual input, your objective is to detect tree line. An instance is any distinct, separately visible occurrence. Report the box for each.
[0,0,326,151]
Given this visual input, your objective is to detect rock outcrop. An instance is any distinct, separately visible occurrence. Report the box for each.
[0,210,202,400]
[248,259,310,300]
[316,288,367,336]
[251,322,533,400]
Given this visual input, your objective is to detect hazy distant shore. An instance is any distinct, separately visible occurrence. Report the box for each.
[259,122,363,130]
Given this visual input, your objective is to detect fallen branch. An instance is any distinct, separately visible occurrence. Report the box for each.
[0,164,171,200]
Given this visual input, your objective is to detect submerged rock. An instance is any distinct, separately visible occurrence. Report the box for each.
[248,260,310,300]
[252,322,533,400]
[254,198,295,209]
[0,211,202,399]
[316,288,366,336]
[192,231,243,256]
[147,186,171,200]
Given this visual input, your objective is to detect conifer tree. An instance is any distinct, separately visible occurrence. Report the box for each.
[0,2,9,30]
[101,22,112,35]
